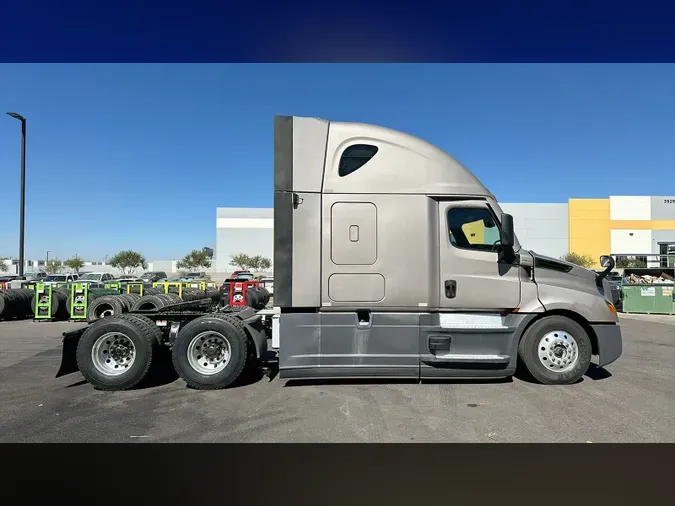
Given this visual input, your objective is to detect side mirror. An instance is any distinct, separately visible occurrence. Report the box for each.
[600,255,614,269]
[500,213,515,248]
[596,255,615,285]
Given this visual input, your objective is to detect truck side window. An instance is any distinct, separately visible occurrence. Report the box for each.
[338,144,378,177]
[447,207,501,252]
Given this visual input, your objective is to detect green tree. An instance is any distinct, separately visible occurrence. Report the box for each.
[560,252,595,269]
[64,254,85,273]
[615,257,647,269]
[0,257,8,273]
[109,250,147,275]
[230,253,254,270]
[177,248,212,271]
[250,255,272,275]
[45,258,63,274]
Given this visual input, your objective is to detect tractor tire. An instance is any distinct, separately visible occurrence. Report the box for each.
[124,293,142,304]
[165,293,183,304]
[119,294,138,311]
[258,286,270,306]
[246,287,260,309]
[182,289,207,302]
[171,313,250,390]
[131,295,167,311]
[87,295,126,323]
[76,314,162,391]
[179,288,194,301]
[204,287,220,302]
[517,315,592,385]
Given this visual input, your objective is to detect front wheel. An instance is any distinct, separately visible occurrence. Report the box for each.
[172,314,250,390]
[517,315,592,385]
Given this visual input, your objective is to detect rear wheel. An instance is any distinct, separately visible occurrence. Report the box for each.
[76,314,162,390]
[517,315,592,385]
[172,314,249,390]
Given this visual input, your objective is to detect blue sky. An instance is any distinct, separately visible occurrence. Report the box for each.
[0,64,673,261]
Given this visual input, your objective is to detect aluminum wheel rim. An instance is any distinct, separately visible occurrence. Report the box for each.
[187,331,231,376]
[538,330,578,373]
[97,305,115,318]
[92,332,136,376]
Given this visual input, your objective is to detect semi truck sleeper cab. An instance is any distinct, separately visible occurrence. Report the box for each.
[56,115,622,390]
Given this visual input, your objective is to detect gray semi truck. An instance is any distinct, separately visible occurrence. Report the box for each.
[56,115,622,390]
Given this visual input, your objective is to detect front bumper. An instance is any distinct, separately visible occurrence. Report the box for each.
[591,323,623,367]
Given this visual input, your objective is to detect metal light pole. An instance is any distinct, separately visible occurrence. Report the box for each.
[7,112,26,278]
[46,250,51,263]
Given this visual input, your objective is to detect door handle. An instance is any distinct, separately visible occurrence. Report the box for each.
[444,280,457,299]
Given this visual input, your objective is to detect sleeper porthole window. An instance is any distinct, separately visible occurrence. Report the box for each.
[338,144,378,177]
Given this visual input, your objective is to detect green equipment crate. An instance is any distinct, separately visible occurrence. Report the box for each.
[104,282,122,293]
[69,283,89,320]
[621,284,675,315]
[33,283,54,319]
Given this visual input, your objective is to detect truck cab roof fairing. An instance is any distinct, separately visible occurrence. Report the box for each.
[324,120,491,196]
[273,115,492,197]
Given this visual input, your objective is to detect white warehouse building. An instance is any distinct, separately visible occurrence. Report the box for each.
[215,208,274,273]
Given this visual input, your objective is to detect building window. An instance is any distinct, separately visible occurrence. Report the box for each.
[447,207,502,252]
[338,144,378,177]
[659,243,675,268]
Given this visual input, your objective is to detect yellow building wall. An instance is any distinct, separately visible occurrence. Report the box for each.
[609,220,675,230]
[568,199,610,268]
[569,199,675,267]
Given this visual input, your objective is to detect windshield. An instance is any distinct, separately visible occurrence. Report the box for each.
[235,273,254,280]
[45,275,67,282]
[78,273,102,281]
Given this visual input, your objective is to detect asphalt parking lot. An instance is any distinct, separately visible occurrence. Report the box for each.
[0,314,673,443]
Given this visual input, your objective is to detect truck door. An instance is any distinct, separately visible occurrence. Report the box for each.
[438,200,521,310]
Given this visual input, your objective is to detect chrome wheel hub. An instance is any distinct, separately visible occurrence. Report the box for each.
[187,332,231,376]
[537,330,578,373]
[92,332,136,376]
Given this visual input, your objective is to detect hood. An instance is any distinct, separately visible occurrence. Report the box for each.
[529,251,597,281]
[525,249,612,302]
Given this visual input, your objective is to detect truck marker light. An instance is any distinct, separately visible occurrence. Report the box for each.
[606,302,617,315]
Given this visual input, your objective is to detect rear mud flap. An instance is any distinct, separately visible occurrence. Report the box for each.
[55,330,84,378]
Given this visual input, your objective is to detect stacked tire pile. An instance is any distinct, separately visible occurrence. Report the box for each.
[0,289,35,320]
[84,290,144,323]
[130,287,220,312]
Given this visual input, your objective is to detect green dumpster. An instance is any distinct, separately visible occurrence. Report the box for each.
[621,284,675,315]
